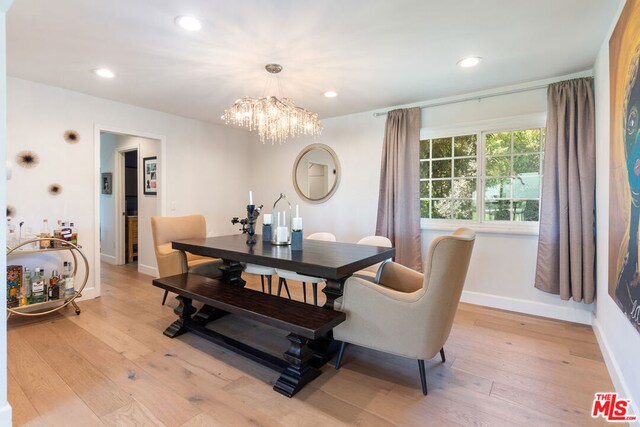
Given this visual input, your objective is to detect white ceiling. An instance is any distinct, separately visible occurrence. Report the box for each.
[6,0,620,123]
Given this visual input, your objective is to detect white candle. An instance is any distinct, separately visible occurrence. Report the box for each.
[263,214,272,225]
[277,226,288,242]
[292,217,302,231]
[277,211,281,227]
[296,204,300,217]
[249,191,253,205]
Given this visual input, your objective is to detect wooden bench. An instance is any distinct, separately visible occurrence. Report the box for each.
[152,273,345,397]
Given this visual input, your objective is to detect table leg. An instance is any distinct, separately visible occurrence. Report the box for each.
[273,333,321,398]
[164,296,194,338]
[322,278,346,309]
[219,259,246,287]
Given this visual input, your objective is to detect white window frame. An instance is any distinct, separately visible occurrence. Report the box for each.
[420,113,546,235]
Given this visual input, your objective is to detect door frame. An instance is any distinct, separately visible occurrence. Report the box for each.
[94,124,166,296]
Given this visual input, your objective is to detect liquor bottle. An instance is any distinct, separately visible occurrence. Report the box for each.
[62,261,75,297]
[48,270,60,301]
[31,268,46,303]
[6,218,17,249]
[23,267,32,299]
[53,220,63,248]
[39,219,51,249]
[61,222,72,246]
[70,222,78,246]
[18,271,28,306]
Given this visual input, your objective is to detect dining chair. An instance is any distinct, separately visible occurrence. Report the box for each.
[333,228,476,395]
[244,263,277,294]
[352,235,393,282]
[151,215,223,305]
[275,232,337,305]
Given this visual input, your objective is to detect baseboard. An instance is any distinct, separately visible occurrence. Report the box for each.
[461,290,594,325]
[100,253,116,264]
[138,263,158,278]
[0,402,11,426]
[76,286,99,301]
[592,318,640,420]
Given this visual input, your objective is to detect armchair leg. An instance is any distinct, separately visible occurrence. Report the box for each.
[302,282,307,303]
[418,360,428,395]
[335,342,347,369]
[440,347,446,363]
[161,290,169,306]
[260,275,265,293]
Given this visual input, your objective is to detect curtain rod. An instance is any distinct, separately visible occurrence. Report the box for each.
[372,83,549,117]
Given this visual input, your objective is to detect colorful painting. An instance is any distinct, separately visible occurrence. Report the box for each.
[609,0,640,332]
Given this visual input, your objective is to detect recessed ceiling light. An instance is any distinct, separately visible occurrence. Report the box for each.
[457,57,482,68]
[324,91,338,98]
[92,68,115,79]
[175,15,202,31]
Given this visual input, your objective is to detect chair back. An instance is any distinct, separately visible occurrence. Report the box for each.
[421,228,475,356]
[307,232,337,242]
[357,235,392,247]
[151,215,207,277]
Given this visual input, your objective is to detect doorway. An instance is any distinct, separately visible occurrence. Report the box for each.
[99,130,161,277]
[124,150,138,265]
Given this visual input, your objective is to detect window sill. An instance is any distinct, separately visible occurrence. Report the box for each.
[420,220,539,236]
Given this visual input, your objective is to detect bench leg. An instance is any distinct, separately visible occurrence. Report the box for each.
[273,333,321,398]
[164,297,194,338]
[192,304,228,325]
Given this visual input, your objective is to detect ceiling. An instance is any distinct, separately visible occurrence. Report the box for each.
[6,0,620,124]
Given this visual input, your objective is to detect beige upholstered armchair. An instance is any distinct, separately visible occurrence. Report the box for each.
[151,215,223,305]
[333,228,476,395]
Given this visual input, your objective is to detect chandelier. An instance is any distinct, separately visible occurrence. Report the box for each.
[222,64,322,144]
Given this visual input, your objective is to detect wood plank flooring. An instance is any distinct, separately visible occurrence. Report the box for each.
[7,262,614,426]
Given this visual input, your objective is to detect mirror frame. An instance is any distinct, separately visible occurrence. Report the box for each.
[292,143,341,204]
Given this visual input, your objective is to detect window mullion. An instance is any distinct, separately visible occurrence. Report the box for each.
[478,131,485,224]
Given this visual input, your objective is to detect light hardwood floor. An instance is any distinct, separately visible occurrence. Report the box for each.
[8,262,614,426]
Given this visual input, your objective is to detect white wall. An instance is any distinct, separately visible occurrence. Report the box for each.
[0,3,13,425]
[7,77,255,297]
[252,85,594,324]
[99,132,160,275]
[593,0,640,416]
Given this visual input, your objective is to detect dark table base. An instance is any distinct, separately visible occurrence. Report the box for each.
[163,296,329,398]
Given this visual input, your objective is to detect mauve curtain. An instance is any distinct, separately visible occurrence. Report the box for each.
[376,108,423,271]
[534,77,595,303]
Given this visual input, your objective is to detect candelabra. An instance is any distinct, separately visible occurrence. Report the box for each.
[231,204,263,245]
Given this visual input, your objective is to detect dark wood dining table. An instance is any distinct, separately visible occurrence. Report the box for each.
[172,233,395,309]
[167,233,395,378]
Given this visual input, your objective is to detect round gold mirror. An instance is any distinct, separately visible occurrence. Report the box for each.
[292,144,341,203]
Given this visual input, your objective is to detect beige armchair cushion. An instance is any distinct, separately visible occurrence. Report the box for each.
[151,215,222,279]
[334,228,475,360]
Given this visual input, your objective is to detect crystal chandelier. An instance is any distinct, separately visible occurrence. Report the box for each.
[222,64,322,144]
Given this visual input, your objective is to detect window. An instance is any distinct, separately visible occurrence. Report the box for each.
[420,126,545,224]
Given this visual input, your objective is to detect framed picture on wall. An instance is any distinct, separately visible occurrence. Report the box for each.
[101,172,112,194]
[143,156,158,196]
